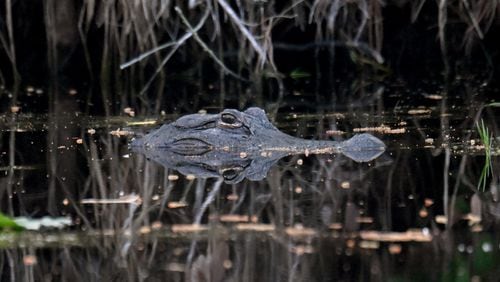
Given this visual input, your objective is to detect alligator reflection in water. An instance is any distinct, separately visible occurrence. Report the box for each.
[130,107,386,183]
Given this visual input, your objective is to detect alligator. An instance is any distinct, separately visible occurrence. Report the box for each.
[130,107,386,183]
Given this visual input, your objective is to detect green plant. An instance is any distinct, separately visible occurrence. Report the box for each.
[476,119,493,191]
[0,212,23,231]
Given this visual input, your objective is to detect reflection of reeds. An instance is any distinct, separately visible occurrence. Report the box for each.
[476,119,493,191]
[0,107,467,280]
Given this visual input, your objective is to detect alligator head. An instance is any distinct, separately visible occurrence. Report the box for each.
[130,107,386,183]
[131,107,305,154]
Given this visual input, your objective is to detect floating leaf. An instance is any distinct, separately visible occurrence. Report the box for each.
[14,217,72,230]
[0,212,24,231]
[290,69,311,80]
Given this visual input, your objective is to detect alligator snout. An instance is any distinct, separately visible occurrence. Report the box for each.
[130,135,213,156]
[167,138,213,156]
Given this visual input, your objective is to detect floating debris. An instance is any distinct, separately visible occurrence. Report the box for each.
[423,94,443,100]
[346,239,356,248]
[386,128,406,134]
[359,240,380,249]
[87,128,96,135]
[23,255,38,266]
[166,263,185,272]
[325,130,345,136]
[151,221,162,230]
[328,223,343,230]
[168,174,179,181]
[125,120,157,126]
[290,245,315,255]
[419,208,428,218]
[171,224,207,233]
[463,213,481,225]
[167,201,188,209]
[424,198,434,207]
[408,108,432,115]
[123,107,135,117]
[285,225,317,237]
[340,181,350,189]
[110,128,134,137]
[360,229,432,242]
[471,224,483,232]
[218,214,257,223]
[10,106,21,113]
[234,224,275,232]
[388,243,403,254]
[435,215,447,224]
[80,194,142,205]
[356,217,374,224]
[353,126,406,134]
[354,126,389,133]
[223,259,233,269]
[139,226,151,234]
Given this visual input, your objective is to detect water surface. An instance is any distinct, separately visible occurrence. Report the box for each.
[1,79,499,281]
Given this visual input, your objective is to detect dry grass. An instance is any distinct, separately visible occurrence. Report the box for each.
[0,0,499,112]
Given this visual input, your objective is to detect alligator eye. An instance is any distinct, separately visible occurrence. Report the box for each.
[220,113,243,128]
[221,113,237,124]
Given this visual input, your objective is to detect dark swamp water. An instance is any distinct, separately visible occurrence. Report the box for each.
[1,1,500,281]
